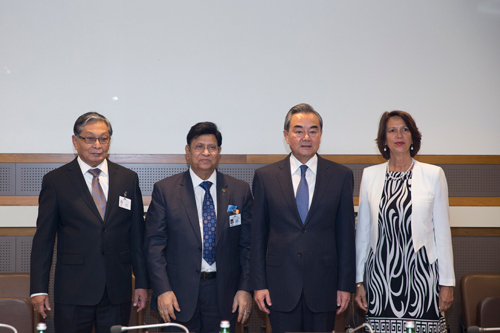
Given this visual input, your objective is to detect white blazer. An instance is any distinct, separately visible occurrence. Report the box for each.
[355,160,455,286]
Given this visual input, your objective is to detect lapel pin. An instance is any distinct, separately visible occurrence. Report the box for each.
[222,188,227,193]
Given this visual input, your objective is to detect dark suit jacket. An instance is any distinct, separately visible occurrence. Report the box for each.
[144,170,252,322]
[30,158,149,305]
[250,154,355,312]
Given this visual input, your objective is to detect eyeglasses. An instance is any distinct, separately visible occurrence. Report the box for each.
[190,144,218,153]
[78,136,110,145]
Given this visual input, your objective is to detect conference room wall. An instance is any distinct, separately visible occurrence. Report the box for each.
[1,1,499,156]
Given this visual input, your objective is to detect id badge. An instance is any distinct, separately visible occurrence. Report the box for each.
[119,196,131,210]
[229,214,241,227]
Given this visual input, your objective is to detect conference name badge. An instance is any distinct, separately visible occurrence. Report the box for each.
[228,205,241,227]
[119,196,131,210]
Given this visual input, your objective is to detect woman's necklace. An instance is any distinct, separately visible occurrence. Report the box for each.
[386,158,415,180]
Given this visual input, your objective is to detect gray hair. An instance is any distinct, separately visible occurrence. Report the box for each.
[283,103,323,131]
[73,112,113,137]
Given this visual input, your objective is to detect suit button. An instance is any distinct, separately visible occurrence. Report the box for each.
[298,253,302,258]
[195,270,200,274]
[302,229,306,233]
[103,228,107,233]
[198,247,202,251]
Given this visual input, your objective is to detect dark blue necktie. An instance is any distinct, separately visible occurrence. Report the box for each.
[200,181,216,265]
[296,165,309,223]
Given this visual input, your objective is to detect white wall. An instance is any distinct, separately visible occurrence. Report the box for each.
[1,0,500,155]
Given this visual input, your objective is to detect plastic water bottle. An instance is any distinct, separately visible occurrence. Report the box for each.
[37,323,47,333]
[220,320,230,333]
[405,321,415,333]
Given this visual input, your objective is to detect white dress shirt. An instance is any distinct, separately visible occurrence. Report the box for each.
[290,154,317,209]
[77,157,109,200]
[189,168,217,273]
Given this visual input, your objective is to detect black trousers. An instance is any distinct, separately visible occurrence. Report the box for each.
[164,278,237,333]
[54,287,131,333]
[268,293,336,333]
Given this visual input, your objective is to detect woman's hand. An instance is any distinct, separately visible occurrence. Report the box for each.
[354,283,368,312]
[439,285,454,312]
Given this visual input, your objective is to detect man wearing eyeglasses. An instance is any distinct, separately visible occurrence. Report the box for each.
[30,112,149,333]
[144,122,253,333]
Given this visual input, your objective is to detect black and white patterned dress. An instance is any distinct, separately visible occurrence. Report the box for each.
[364,170,446,333]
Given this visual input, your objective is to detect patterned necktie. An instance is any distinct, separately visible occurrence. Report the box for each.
[88,168,106,220]
[200,181,216,265]
[296,165,309,223]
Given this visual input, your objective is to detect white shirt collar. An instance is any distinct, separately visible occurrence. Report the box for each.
[77,157,108,176]
[290,154,318,175]
[189,168,217,188]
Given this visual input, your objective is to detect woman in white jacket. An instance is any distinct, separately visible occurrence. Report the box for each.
[354,111,455,333]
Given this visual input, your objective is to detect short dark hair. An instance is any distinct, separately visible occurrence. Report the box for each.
[73,112,113,137]
[376,110,422,160]
[186,122,222,147]
[284,103,323,131]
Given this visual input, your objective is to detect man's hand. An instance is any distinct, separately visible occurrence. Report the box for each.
[232,290,252,323]
[254,289,271,314]
[354,283,368,312]
[133,288,149,312]
[157,291,181,323]
[439,286,454,312]
[31,295,51,319]
[336,290,350,314]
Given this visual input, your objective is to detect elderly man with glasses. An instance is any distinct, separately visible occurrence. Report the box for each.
[30,112,149,333]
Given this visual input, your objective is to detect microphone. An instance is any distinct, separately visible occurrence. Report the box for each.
[0,324,18,333]
[347,323,374,333]
[468,326,500,333]
[110,322,190,332]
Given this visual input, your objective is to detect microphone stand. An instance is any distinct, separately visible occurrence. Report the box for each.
[347,323,374,333]
[111,322,190,333]
[468,326,500,333]
[0,324,17,333]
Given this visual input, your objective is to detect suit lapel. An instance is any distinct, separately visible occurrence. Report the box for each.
[276,156,303,226]
[305,155,331,225]
[105,160,120,225]
[66,158,103,222]
[179,171,203,244]
[215,171,229,246]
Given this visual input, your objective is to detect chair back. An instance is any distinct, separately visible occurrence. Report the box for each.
[0,273,40,333]
[0,298,34,333]
[477,297,500,328]
[460,273,500,328]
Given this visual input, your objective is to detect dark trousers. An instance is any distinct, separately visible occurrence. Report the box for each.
[165,277,236,333]
[269,293,336,333]
[54,287,131,333]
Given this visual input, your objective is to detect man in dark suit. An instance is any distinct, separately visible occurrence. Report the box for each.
[251,103,356,333]
[144,122,253,333]
[30,112,149,333]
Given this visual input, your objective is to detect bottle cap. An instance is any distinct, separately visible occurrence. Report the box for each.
[37,323,47,330]
[220,320,230,328]
[405,321,415,328]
